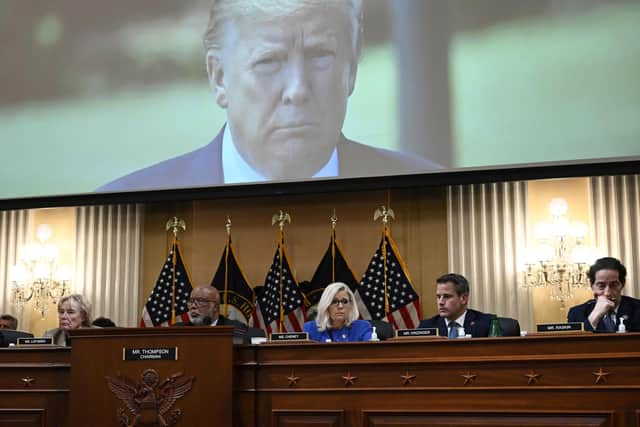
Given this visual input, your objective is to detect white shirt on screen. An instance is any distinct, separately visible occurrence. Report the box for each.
[222,125,338,184]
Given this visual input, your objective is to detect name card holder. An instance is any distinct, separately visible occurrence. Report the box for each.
[396,328,440,338]
[269,332,309,341]
[123,347,178,361]
[536,322,584,333]
[17,337,54,346]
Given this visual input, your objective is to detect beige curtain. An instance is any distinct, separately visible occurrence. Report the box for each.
[448,181,534,331]
[0,210,29,326]
[74,204,144,327]
[590,175,640,298]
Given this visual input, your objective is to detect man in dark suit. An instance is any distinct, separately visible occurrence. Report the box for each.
[174,285,265,344]
[567,257,640,332]
[418,273,493,338]
[97,0,440,192]
[0,314,18,330]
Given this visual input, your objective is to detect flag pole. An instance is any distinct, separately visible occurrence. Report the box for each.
[223,216,232,318]
[330,209,337,282]
[374,206,395,317]
[165,217,186,324]
[272,210,291,333]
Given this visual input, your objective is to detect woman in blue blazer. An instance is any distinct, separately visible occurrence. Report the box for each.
[303,282,372,342]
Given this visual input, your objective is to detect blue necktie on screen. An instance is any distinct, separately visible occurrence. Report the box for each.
[448,322,459,339]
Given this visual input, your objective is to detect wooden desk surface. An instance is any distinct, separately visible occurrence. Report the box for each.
[0,346,70,427]
[2,333,639,427]
[234,333,640,427]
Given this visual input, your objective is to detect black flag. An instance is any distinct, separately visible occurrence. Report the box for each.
[211,236,255,324]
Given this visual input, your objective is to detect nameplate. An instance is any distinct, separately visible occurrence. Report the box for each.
[270,332,309,341]
[396,328,439,337]
[536,322,584,333]
[123,347,178,361]
[17,337,54,346]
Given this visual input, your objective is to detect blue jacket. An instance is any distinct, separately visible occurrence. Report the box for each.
[303,319,372,342]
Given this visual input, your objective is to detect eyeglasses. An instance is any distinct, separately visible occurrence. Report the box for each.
[187,298,217,307]
[330,298,351,306]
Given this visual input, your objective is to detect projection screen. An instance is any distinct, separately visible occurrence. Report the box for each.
[1,0,638,202]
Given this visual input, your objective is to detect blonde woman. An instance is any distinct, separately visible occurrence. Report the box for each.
[44,294,92,346]
[303,282,371,342]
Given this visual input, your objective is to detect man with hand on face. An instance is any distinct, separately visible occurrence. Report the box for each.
[174,285,265,343]
[417,273,494,338]
[97,0,440,192]
[568,257,640,332]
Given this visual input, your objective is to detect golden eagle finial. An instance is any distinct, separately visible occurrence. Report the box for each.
[165,217,186,237]
[271,210,291,231]
[373,205,395,225]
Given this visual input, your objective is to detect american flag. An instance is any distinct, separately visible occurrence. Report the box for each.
[140,238,193,327]
[211,236,255,324]
[251,239,305,334]
[356,230,421,329]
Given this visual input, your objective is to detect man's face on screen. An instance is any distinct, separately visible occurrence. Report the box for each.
[211,3,356,179]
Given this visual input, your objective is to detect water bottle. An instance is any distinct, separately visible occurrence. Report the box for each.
[489,317,502,337]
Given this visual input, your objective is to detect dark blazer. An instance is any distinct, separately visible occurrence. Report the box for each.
[174,315,266,344]
[97,126,442,192]
[417,309,494,338]
[567,295,640,332]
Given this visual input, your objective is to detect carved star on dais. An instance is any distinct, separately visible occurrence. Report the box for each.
[342,371,358,386]
[525,370,542,385]
[461,372,477,385]
[400,371,416,385]
[287,371,300,386]
[21,377,35,387]
[592,368,611,384]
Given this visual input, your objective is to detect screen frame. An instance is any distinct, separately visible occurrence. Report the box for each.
[2,157,638,211]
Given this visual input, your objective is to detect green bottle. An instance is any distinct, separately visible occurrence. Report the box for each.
[489,317,502,337]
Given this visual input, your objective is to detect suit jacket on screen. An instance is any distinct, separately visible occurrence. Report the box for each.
[417,308,494,338]
[567,295,640,332]
[97,126,442,192]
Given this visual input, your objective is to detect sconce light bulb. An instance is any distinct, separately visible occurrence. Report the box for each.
[36,224,53,243]
[549,198,569,217]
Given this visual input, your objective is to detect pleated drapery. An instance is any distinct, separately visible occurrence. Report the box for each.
[74,204,144,327]
[590,175,640,298]
[447,182,533,331]
[0,210,29,326]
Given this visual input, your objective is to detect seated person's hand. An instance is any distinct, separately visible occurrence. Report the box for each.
[588,295,616,327]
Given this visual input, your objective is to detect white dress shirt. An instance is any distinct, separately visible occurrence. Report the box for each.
[222,125,338,184]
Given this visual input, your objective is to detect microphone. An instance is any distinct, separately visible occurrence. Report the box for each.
[201,316,213,326]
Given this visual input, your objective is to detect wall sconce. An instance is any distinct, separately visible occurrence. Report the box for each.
[521,198,598,307]
[10,224,71,318]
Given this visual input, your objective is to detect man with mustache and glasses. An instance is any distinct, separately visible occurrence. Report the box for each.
[174,285,265,344]
[98,0,440,192]
[568,257,640,332]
